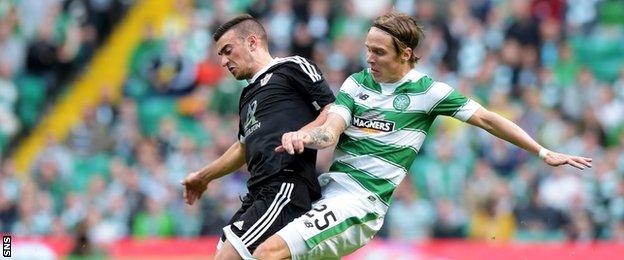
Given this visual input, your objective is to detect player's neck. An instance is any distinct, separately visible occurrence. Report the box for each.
[385,64,413,83]
[250,50,274,76]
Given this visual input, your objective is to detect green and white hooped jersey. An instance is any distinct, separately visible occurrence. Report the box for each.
[326,68,481,213]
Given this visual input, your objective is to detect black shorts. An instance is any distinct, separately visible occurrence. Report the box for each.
[218,175,316,257]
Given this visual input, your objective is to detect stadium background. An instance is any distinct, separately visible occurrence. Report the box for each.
[1,0,624,258]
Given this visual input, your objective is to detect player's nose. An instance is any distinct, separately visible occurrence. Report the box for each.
[366,53,375,65]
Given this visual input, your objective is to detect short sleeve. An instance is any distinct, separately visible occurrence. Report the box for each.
[328,76,359,127]
[428,82,481,121]
[238,119,246,143]
[284,56,335,111]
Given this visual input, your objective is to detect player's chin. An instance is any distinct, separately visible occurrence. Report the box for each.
[370,72,384,82]
[232,70,249,80]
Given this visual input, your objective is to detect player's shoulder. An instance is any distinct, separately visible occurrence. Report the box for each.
[398,70,438,94]
[278,55,319,67]
[272,56,322,82]
[272,56,319,72]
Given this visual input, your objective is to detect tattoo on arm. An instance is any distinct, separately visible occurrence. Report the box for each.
[307,127,336,149]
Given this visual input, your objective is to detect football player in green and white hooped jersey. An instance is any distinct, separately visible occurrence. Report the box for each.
[251,11,593,260]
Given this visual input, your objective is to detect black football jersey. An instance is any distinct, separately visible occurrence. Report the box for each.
[238,56,335,193]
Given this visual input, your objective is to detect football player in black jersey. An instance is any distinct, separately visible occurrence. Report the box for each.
[181,14,335,260]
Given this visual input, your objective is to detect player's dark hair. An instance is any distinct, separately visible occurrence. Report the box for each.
[213,14,267,47]
[372,11,424,64]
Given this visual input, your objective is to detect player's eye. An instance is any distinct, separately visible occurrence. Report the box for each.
[367,46,384,56]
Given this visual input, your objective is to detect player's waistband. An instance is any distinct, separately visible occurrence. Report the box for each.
[247,171,321,198]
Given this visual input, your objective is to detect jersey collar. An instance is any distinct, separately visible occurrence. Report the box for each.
[378,69,424,94]
[248,58,281,85]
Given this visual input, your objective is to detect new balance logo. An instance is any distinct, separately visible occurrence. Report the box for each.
[233,221,244,230]
[304,221,314,228]
[358,93,369,100]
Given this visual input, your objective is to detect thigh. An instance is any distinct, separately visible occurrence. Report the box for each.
[278,194,385,259]
[214,240,242,260]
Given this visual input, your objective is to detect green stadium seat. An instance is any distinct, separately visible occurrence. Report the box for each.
[15,75,47,129]
[137,97,177,136]
[0,133,6,155]
[71,153,111,192]
[599,0,624,25]
[177,116,211,147]
[572,36,624,82]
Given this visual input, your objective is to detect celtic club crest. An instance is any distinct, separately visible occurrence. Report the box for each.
[393,94,410,110]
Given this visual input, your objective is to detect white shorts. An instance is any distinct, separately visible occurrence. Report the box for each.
[276,180,385,259]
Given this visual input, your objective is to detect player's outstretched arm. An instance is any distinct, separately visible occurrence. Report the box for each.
[181,141,246,205]
[466,107,592,170]
[275,113,347,155]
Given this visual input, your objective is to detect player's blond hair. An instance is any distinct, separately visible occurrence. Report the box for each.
[372,11,424,64]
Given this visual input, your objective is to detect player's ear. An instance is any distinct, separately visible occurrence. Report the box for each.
[248,35,259,51]
[402,47,412,63]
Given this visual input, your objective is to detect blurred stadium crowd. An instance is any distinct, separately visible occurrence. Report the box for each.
[1,0,624,254]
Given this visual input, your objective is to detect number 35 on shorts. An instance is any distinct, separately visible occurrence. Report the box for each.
[301,204,337,231]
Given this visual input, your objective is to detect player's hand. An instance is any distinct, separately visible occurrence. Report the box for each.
[542,151,593,170]
[275,131,311,155]
[180,171,209,205]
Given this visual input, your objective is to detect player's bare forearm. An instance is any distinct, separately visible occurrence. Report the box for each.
[467,108,541,154]
[276,113,346,154]
[303,112,346,150]
[181,141,246,205]
[196,141,246,183]
[467,107,592,169]
[305,125,338,150]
